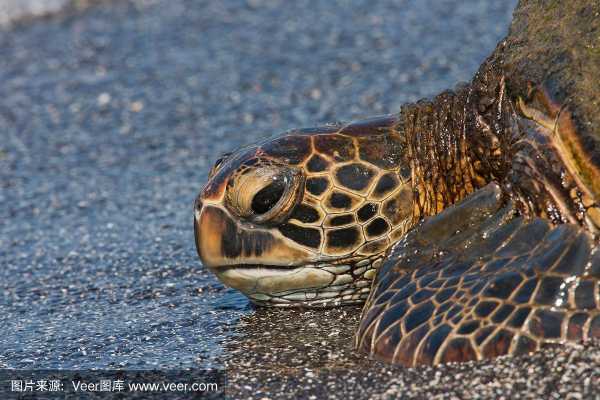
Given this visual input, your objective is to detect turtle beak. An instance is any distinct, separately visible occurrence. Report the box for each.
[194,197,317,273]
[194,200,278,267]
[194,198,325,295]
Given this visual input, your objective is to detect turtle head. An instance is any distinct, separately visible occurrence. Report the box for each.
[194,116,413,306]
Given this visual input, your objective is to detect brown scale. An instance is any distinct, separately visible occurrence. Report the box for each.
[355,184,600,366]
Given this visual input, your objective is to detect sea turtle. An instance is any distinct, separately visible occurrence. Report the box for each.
[193,5,600,366]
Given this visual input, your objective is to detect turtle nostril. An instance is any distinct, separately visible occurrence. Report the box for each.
[251,179,286,215]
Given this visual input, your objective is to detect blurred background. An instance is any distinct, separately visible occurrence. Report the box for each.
[0,0,521,396]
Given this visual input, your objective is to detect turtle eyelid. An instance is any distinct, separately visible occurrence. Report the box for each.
[209,152,233,178]
[214,152,233,168]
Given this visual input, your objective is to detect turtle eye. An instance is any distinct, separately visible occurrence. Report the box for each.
[208,152,232,179]
[251,179,286,215]
[225,165,304,225]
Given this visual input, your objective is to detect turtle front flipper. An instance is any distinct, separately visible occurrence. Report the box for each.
[355,183,600,366]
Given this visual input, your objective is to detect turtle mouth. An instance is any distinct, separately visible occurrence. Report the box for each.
[213,259,382,308]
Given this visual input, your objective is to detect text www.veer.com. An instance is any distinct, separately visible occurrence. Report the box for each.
[127,381,219,392]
